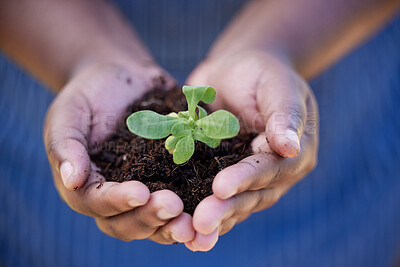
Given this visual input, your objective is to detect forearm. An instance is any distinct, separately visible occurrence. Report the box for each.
[0,0,153,91]
[207,0,400,79]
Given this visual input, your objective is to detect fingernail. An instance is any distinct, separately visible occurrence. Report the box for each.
[128,198,146,207]
[224,187,237,199]
[192,229,219,252]
[157,209,175,220]
[185,241,198,252]
[190,241,199,252]
[208,228,220,248]
[171,233,183,243]
[60,161,74,187]
[284,129,300,154]
[208,221,220,235]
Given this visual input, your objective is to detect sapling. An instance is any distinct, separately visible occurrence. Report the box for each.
[126,86,240,164]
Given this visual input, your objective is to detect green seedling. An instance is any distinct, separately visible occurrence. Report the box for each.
[126,86,240,164]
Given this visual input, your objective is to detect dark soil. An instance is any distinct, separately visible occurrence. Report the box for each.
[90,87,254,215]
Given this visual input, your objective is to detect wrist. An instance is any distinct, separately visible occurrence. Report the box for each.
[61,42,176,95]
[202,48,295,77]
[69,44,156,82]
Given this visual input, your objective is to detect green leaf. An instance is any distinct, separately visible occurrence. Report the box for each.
[178,111,190,119]
[173,135,195,164]
[197,105,207,119]
[182,86,216,119]
[171,122,192,137]
[196,110,240,139]
[165,135,180,150]
[193,129,221,148]
[126,110,182,139]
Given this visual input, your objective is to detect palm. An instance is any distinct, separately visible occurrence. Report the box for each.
[45,63,195,244]
[185,51,319,251]
[70,64,170,146]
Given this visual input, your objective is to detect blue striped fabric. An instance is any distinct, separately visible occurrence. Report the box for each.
[0,1,399,266]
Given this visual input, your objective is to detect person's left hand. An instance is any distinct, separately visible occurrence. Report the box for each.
[184,50,319,251]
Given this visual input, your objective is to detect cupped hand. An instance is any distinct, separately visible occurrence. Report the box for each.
[44,62,195,244]
[185,51,319,251]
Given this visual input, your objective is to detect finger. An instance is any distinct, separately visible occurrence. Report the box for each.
[65,180,150,218]
[54,167,151,217]
[257,68,309,158]
[149,213,195,244]
[44,90,92,190]
[192,195,231,235]
[212,150,283,199]
[185,240,197,251]
[193,190,279,235]
[184,229,219,252]
[82,180,150,217]
[213,128,317,200]
[96,190,183,241]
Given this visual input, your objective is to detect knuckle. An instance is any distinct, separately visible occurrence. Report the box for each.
[247,189,264,214]
[229,192,256,221]
[271,163,284,184]
[106,217,136,242]
[159,229,174,242]
[253,189,280,212]
[133,204,162,231]
[286,104,306,132]
[136,217,158,233]
[251,190,266,212]
[254,190,265,211]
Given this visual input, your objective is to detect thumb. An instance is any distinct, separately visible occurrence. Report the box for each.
[258,69,308,158]
[265,107,305,158]
[44,91,91,191]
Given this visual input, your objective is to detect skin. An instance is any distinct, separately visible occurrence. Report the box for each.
[0,0,195,244]
[1,0,399,251]
[183,0,400,251]
[185,51,318,250]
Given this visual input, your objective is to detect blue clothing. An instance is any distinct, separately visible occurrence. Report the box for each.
[1,1,400,266]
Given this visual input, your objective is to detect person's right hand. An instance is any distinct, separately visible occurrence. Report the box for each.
[44,62,195,244]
